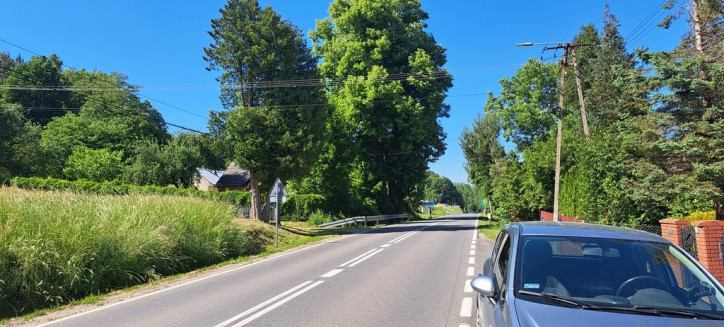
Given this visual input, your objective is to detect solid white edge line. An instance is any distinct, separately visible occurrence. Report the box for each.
[214,281,313,327]
[464,279,473,293]
[233,281,325,327]
[348,248,384,267]
[320,268,344,278]
[339,248,378,267]
[36,236,345,327]
[460,297,473,317]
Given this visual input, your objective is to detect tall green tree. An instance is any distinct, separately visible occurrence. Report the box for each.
[204,0,327,219]
[40,70,169,178]
[484,59,559,151]
[460,111,504,204]
[1,54,69,125]
[310,0,452,214]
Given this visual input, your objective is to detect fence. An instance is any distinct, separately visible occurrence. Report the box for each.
[318,214,410,228]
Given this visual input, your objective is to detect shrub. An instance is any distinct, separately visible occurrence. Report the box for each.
[306,210,333,226]
[280,194,327,221]
[684,210,716,223]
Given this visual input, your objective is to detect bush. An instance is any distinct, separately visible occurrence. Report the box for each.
[684,210,716,223]
[280,194,327,221]
[306,210,333,226]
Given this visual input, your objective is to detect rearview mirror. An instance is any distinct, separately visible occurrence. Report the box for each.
[471,274,496,297]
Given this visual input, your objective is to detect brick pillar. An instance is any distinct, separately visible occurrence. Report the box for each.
[659,219,690,247]
[693,220,724,283]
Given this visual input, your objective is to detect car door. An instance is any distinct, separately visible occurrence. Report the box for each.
[479,231,512,327]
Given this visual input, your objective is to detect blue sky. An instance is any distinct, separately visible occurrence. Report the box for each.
[1,1,688,184]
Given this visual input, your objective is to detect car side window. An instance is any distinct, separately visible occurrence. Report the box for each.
[494,233,511,292]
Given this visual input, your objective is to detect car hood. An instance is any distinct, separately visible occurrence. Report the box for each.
[514,298,723,327]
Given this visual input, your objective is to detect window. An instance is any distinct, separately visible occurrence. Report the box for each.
[494,233,511,292]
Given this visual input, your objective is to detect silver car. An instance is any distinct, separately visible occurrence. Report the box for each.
[471,222,724,326]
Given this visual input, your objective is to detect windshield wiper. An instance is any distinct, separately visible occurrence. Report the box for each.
[583,304,724,320]
[634,306,724,320]
[517,290,583,307]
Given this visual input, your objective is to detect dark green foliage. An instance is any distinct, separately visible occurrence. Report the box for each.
[310,0,452,214]
[1,54,68,125]
[205,0,327,219]
[280,194,327,221]
[423,171,462,206]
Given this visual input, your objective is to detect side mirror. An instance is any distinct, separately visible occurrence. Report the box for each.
[471,274,496,297]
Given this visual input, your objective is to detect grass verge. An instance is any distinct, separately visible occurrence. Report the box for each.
[0,187,341,322]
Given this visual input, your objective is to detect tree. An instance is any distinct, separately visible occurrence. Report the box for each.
[310,0,452,214]
[205,0,327,220]
[484,59,559,151]
[1,54,69,125]
[460,111,504,204]
[40,69,169,178]
[423,171,461,206]
[0,104,43,181]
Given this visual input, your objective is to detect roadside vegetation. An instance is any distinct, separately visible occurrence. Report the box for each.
[461,4,724,225]
[0,187,336,319]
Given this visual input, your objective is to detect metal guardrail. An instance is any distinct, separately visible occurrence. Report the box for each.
[318,214,409,228]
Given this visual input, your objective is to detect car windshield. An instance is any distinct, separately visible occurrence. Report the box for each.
[515,235,724,317]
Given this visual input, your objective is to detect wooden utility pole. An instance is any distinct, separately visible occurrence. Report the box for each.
[518,42,593,221]
[571,48,590,136]
[553,46,568,221]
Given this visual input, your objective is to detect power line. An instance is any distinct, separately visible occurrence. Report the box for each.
[0,37,206,120]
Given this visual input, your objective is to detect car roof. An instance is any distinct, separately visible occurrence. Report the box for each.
[506,221,668,243]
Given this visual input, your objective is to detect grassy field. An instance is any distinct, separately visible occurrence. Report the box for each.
[0,187,336,319]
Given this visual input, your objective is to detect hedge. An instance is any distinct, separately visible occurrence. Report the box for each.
[8,177,250,207]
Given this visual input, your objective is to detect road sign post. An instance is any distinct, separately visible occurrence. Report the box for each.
[269,178,287,249]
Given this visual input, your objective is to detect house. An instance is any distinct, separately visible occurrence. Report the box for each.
[194,162,251,191]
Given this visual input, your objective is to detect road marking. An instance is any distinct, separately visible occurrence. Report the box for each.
[464,279,473,293]
[214,281,314,327]
[467,267,475,276]
[348,248,384,267]
[381,243,391,248]
[231,281,325,327]
[460,297,473,317]
[460,324,470,327]
[468,257,475,265]
[339,249,378,267]
[36,237,344,327]
[320,269,344,278]
[392,231,419,243]
[469,250,475,256]
[389,231,417,243]
[470,244,476,249]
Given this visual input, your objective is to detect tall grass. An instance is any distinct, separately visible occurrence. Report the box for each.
[0,187,257,318]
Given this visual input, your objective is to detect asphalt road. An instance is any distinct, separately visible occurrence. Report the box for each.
[37,214,492,327]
